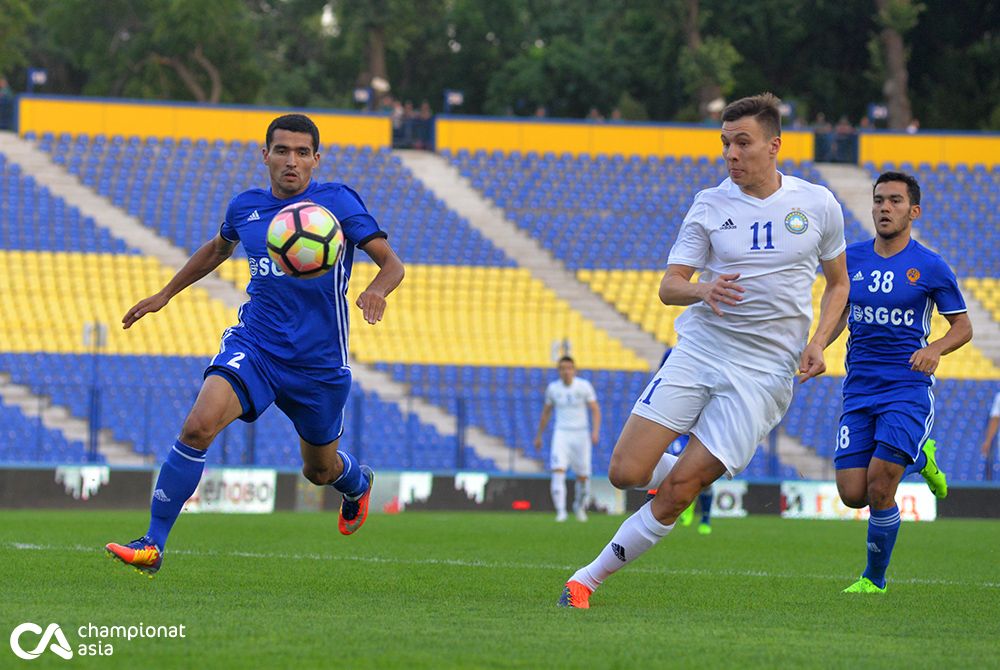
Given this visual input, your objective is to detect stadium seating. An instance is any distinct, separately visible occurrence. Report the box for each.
[0,153,132,254]
[36,133,514,267]
[0,352,491,470]
[0,397,97,463]
[445,149,871,270]
[1,134,995,482]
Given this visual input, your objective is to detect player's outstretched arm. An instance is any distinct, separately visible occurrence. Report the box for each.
[659,264,744,315]
[122,234,236,329]
[356,237,404,325]
[799,252,850,382]
[909,312,972,376]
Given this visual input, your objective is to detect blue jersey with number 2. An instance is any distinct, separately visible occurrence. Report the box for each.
[219,180,386,367]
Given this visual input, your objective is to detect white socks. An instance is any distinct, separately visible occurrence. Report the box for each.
[574,478,591,511]
[551,471,567,515]
[638,453,679,490]
[571,502,674,591]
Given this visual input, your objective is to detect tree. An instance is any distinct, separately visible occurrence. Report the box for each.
[0,0,33,80]
[30,0,263,104]
[872,0,924,129]
[678,0,741,120]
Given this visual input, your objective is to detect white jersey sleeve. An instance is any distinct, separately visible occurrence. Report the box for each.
[819,190,847,261]
[991,391,1000,419]
[668,196,711,268]
[581,379,597,403]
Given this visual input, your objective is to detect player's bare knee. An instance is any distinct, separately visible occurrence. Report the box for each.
[867,478,896,508]
[179,416,217,451]
[302,463,334,486]
[607,458,641,489]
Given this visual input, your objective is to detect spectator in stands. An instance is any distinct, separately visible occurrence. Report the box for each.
[981,390,1000,477]
[419,101,434,148]
[0,78,13,131]
[586,107,605,122]
[831,115,857,163]
[812,112,833,162]
[534,105,548,118]
[906,118,920,134]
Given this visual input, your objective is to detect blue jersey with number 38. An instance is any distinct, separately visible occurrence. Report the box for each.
[843,238,966,396]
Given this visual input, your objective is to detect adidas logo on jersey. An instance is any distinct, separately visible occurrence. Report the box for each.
[852,271,864,281]
[153,488,171,503]
[247,209,261,222]
[720,218,736,230]
[611,542,626,562]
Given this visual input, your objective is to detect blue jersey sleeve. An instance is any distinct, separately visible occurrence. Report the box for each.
[931,257,966,315]
[220,196,241,242]
[331,185,387,248]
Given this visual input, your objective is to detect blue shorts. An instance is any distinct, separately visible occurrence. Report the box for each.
[834,386,934,470]
[205,329,352,446]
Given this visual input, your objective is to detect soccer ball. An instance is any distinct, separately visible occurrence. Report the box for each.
[266,202,344,278]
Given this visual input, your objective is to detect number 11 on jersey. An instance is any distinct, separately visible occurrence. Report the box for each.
[750,221,774,250]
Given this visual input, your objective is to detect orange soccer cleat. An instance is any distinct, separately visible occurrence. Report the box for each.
[338,465,374,535]
[105,536,163,576]
[557,580,593,609]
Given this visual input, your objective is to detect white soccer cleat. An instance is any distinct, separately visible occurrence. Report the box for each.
[555,511,568,522]
[575,507,588,522]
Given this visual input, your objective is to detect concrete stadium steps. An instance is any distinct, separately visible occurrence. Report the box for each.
[0,372,148,466]
[394,149,664,367]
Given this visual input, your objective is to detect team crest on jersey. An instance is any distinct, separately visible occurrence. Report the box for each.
[906,268,920,284]
[784,209,809,234]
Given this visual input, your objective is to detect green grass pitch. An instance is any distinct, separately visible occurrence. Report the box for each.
[2,510,997,669]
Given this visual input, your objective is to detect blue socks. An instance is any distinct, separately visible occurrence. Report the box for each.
[862,505,901,588]
[330,450,369,498]
[699,491,713,524]
[903,449,928,478]
[147,441,206,550]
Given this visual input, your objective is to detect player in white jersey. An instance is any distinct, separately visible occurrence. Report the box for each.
[559,92,851,608]
[535,356,601,522]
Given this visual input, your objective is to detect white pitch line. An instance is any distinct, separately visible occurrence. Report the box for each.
[7,542,999,589]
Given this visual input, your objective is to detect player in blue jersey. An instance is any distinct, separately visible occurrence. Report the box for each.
[105,114,404,574]
[832,171,971,594]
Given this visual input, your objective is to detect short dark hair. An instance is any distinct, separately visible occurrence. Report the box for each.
[266,114,320,152]
[557,356,575,366]
[721,92,782,138]
[874,171,921,206]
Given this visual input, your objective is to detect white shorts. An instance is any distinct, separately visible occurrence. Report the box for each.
[630,343,793,477]
[550,429,592,476]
